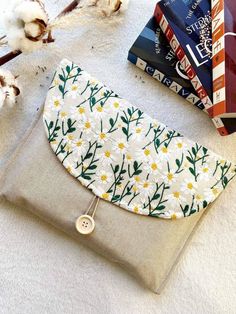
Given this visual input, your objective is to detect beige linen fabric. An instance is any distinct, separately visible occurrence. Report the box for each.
[0,110,205,293]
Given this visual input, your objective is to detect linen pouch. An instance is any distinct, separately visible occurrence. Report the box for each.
[0,59,235,293]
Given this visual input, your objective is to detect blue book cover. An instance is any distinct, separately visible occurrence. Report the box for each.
[128,16,204,109]
[155,0,213,110]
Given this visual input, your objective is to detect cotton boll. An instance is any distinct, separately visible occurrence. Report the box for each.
[4,0,48,53]
[0,68,20,110]
[14,1,48,24]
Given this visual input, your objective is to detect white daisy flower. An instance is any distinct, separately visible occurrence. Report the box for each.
[174,139,187,151]
[204,187,221,203]
[95,129,110,144]
[195,193,204,205]
[130,175,142,186]
[59,111,68,121]
[162,171,177,185]
[136,147,152,162]
[144,159,162,174]
[131,126,145,142]
[113,140,128,153]
[50,96,63,112]
[130,203,142,214]
[96,170,112,185]
[158,145,171,160]
[125,150,134,164]
[112,101,121,110]
[78,119,94,134]
[70,106,87,120]
[65,134,75,144]
[138,180,154,197]
[199,164,212,181]
[93,104,107,119]
[181,179,198,195]
[71,138,87,156]
[98,149,116,163]
[68,84,79,99]
[168,191,186,206]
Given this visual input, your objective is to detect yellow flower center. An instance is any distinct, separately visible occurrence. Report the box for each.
[173,191,180,198]
[167,173,174,180]
[96,106,103,112]
[133,206,139,213]
[203,167,209,173]
[162,147,168,153]
[118,143,125,150]
[67,135,74,141]
[85,121,91,129]
[79,107,85,114]
[151,163,158,171]
[134,176,141,182]
[54,100,60,107]
[76,140,83,147]
[187,183,193,190]
[67,166,72,173]
[143,182,149,189]
[212,188,219,195]
[177,143,183,148]
[104,150,111,158]
[102,193,109,200]
[101,174,108,182]
[133,185,138,192]
[113,102,119,108]
[126,154,132,160]
[99,132,106,140]
[72,85,78,91]
[60,111,67,118]
[136,128,142,134]
[144,149,151,156]
[196,194,202,200]
[171,213,177,220]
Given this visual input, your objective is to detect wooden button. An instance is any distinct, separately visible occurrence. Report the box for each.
[75,215,95,235]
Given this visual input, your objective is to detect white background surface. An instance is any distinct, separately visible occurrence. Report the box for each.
[0,1,236,313]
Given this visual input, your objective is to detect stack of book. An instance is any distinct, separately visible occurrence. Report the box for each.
[128,0,236,136]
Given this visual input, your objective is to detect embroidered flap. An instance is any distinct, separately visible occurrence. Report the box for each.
[43,59,236,219]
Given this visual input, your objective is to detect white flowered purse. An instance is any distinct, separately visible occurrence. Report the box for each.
[43,59,236,233]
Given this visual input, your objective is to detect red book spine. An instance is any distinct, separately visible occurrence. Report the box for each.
[154,3,229,136]
[212,0,227,118]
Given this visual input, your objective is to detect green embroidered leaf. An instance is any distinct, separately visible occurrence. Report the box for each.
[189,167,195,176]
[192,147,196,156]
[121,116,128,124]
[59,74,66,82]
[176,159,181,168]
[203,147,208,155]
[84,153,93,160]
[89,165,97,170]
[127,108,132,116]
[122,127,128,136]
[55,126,60,131]
[182,205,189,215]
[112,195,120,201]
[66,65,71,73]
[155,138,160,147]
[109,118,114,127]
[133,161,138,171]
[223,176,228,187]
[121,169,126,174]
[114,165,120,173]
[155,205,165,211]
[203,200,208,208]
[186,156,194,164]
[81,174,91,180]
[59,85,64,94]
[49,121,54,129]
[91,97,96,106]
[153,194,160,200]
[134,170,142,175]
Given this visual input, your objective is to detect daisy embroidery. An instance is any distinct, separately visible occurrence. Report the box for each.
[204,187,221,203]
[93,105,107,119]
[136,148,152,162]
[96,170,112,185]
[158,145,171,160]
[113,141,128,153]
[50,96,63,111]
[181,179,198,195]
[70,106,86,120]
[162,171,176,185]
[199,164,211,181]
[59,111,68,121]
[78,119,94,134]
[168,191,186,206]
[68,84,79,99]
[72,138,87,156]
[95,129,110,144]
[98,149,116,163]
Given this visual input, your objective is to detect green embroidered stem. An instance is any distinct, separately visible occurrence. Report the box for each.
[186,144,209,182]
[121,107,144,141]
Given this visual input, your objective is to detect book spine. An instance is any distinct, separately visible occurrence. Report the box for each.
[212,0,226,116]
[154,3,229,136]
[128,52,204,109]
